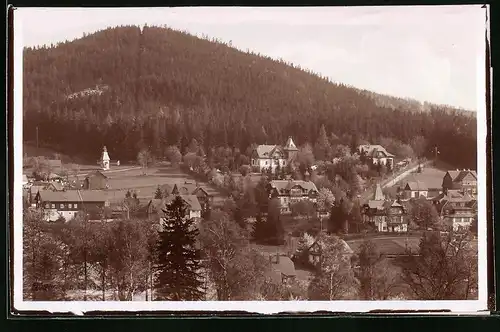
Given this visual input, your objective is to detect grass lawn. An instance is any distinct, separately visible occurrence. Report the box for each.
[347,235,421,255]
[395,166,445,189]
[99,165,227,204]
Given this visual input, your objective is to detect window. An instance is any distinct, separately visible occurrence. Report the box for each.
[51,204,55,209]
[68,203,72,209]
[60,203,64,209]
[74,203,78,209]
[44,203,49,209]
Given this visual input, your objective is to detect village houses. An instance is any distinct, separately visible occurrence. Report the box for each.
[357,144,395,168]
[362,184,408,233]
[251,137,299,174]
[401,180,428,199]
[160,181,212,210]
[83,170,108,190]
[147,195,203,223]
[268,179,319,214]
[430,190,476,232]
[442,169,477,197]
[34,190,110,222]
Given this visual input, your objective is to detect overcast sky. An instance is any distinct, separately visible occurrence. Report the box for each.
[16,6,486,110]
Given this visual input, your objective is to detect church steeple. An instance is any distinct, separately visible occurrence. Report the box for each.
[373,184,385,201]
[101,146,110,170]
[284,136,298,151]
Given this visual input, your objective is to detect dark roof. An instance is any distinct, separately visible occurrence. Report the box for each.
[269,180,318,193]
[357,144,395,158]
[47,182,64,191]
[447,170,477,182]
[161,183,209,196]
[432,190,473,206]
[149,195,202,213]
[405,181,428,191]
[38,190,108,202]
[454,170,477,182]
[86,170,108,179]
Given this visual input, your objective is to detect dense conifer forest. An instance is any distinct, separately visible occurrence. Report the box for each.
[23,25,477,168]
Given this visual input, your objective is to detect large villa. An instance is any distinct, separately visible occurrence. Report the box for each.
[251,137,299,173]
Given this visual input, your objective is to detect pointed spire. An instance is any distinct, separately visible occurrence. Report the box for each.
[284,136,298,151]
[374,184,384,201]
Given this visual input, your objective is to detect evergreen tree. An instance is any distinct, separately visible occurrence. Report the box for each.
[154,186,163,199]
[155,196,204,300]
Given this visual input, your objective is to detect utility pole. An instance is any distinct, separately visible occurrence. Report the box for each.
[433,146,440,166]
[36,126,39,149]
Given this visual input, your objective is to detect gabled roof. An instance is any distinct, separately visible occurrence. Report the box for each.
[86,170,108,179]
[358,144,395,158]
[150,195,202,213]
[30,185,46,195]
[367,200,385,210]
[47,182,64,191]
[454,170,477,182]
[432,190,473,203]
[161,183,209,196]
[446,170,477,182]
[254,144,284,159]
[269,180,319,193]
[405,181,428,191]
[283,137,299,151]
[38,190,108,202]
[366,199,404,212]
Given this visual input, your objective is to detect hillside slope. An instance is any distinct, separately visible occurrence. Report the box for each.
[22,26,477,168]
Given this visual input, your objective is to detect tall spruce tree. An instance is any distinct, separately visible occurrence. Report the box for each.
[154,186,163,199]
[155,196,204,300]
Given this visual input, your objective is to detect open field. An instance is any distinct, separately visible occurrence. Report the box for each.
[393,166,446,189]
[346,235,421,255]
[100,166,228,204]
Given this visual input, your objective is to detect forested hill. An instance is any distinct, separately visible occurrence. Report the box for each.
[23,25,477,168]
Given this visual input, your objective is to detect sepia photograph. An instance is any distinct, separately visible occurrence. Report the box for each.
[12,5,489,314]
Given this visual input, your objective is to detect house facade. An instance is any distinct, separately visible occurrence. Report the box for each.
[35,190,109,222]
[357,144,395,168]
[362,184,408,233]
[161,182,212,210]
[251,137,299,173]
[83,170,108,190]
[268,179,319,214]
[147,194,203,222]
[442,169,477,197]
[402,181,428,199]
[431,190,476,232]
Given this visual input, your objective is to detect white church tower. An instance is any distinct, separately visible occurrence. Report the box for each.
[101,146,110,171]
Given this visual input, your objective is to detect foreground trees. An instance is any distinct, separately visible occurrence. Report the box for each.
[307,233,358,300]
[401,231,478,300]
[155,196,205,300]
[356,239,399,300]
[199,210,269,300]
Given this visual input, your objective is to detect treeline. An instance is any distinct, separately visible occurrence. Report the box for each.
[23,25,477,168]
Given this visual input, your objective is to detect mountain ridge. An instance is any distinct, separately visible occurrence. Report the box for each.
[22,25,477,168]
